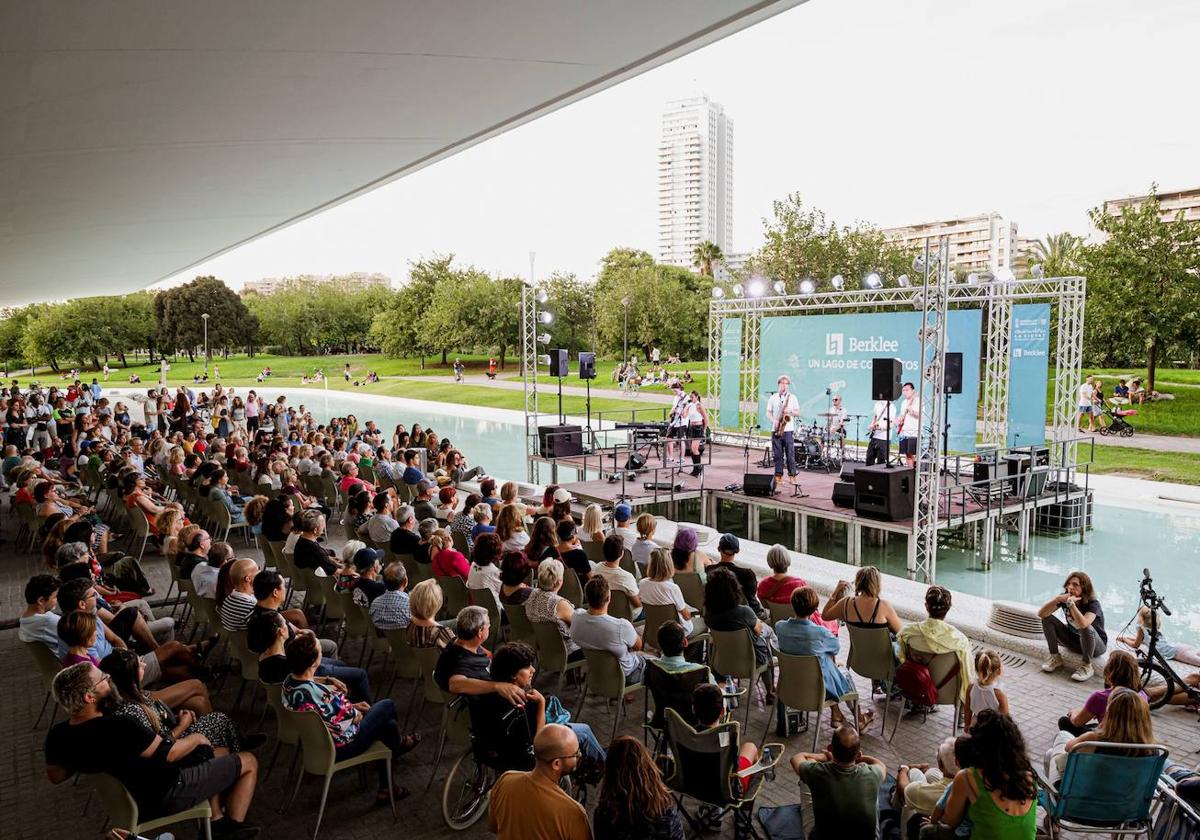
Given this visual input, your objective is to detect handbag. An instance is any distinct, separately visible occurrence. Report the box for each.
[543,694,571,725]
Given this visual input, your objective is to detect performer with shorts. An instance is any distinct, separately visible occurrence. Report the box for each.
[665,381,689,464]
[685,389,708,476]
[866,395,895,467]
[896,382,919,467]
[766,375,801,490]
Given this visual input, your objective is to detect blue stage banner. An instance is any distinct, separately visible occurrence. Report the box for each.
[757,310,983,452]
[1007,303,1050,446]
[718,317,742,429]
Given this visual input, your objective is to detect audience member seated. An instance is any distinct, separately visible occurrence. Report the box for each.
[406,579,456,650]
[430,529,469,579]
[365,492,399,544]
[1056,649,1144,736]
[44,663,261,839]
[555,518,591,581]
[693,682,760,791]
[821,565,903,634]
[929,711,1035,839]
[712,534,765,616]
[525,559,583,660]
[703,567,775,700]
[756,544,839,635]
[19,573,62,650]
[777,586,872,730]
[963,650,1009,731]
[217,559,259,632]
[638,548,700,636]
[368,562,411,631]
[1044,686,1156,787]
[176,526,213,580]
[570,576,645,685]
[466,532,503,603]
[580,503,605,544]
[470,502,495,544]
[496,504,530,553]
[611,503,638,546]
[389,504,421,559]
[487,724,590,840]
[192,541,235,600]
[593,736,683,840]
[670,526,711,574]
[894,736,959,835]
[292,510,339,576]
[497,551,533,606]
[630,513,657,571]
[897,585,975,707]
[592,534,641,611]
[1037,569,1107,682]
[281,632,417,805]
[411,479,437,522]
[249,568,308,633]
[790,723,886,840]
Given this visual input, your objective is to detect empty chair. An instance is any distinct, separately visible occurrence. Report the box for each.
[576,648,645,741]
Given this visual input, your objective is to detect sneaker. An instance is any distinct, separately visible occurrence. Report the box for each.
[1071,662,1095,682]
[1041,654,1064,673]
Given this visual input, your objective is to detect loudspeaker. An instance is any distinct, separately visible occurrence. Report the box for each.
[871,358,903,401]
[578,352,596,380]
[549,349,569,378]
[537,424,583,458]
[839,461,864,482]
[643,481,683,492]
[973,460,999,485]
[854,464,914,521]
[1003,453,1032,496]
[1030,445,1050,467]
[743,473,776,497]
[832,481,856,508]
[944,352,963,394]
[623,453,648,472]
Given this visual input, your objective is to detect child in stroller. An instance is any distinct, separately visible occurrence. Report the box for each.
[1097,400,1136,436]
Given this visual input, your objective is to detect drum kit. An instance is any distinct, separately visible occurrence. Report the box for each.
[793,410,851,473]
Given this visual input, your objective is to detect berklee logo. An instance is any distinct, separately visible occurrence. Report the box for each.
[825,333,844,355]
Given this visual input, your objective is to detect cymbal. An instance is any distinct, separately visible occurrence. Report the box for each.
[816,411,840,416]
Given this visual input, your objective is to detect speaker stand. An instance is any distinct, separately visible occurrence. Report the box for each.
[940,393,951,475]
[790,478,808,499]
[557,376,564,425]
[584,378,595,452]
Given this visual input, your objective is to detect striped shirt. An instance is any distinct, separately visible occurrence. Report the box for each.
[218,590,257,632]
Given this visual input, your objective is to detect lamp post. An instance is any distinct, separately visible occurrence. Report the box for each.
[201,313,210,378]
[621,296,631,365]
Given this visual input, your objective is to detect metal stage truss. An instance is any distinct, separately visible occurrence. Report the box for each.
[705,248,1086,583]
[520,253,542,482]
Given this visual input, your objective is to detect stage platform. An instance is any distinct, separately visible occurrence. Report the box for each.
[530,439,1089,571]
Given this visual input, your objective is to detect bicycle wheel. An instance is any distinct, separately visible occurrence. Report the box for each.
[442,749,495,830]
[1139,659,1175,710]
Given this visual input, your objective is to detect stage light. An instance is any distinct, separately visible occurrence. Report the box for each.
[537,354,550,366]
[1031,263,1045,279]
[830,274,845,291]
[994,268,1015,286]
[538,311,554,324]
[966,273,980,285]
[897,274,911,287]
[732,283,744,297]
[912,254,926,273]
[979,271,995,285]
[772,280,787,295]
[536,290,548,304]
[799,278,817,294]
[747,278,766,297]
[863,272,883,289]
[537,333,551,344]
[711,286,725,299]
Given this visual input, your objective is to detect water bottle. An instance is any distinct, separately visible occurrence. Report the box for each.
[724,675,737,709]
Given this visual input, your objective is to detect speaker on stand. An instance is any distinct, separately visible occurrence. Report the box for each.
[550,349,569,424]
[871,358,902,467]
[941,351,963,467]
[579,352,596,449]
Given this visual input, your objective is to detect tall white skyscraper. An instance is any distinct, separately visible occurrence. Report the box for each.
[657,96,733,268]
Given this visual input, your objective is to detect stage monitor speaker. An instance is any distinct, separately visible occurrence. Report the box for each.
[944,352,964,394]
[973,461,999,485]
[623,453,647,472]
[743,473,776,497]
[1003,453,1032,496]
[537,424,583,458]
[853,464,914,521]
[644,481,683,492]
[549,349,569,378]
[839,460,864,483]
[871,358,903,401]
[1030,445,1050,467]
[578,352,596,380]
[832,481,856,508]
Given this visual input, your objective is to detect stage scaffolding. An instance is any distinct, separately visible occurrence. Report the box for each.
[704,246,1087,582]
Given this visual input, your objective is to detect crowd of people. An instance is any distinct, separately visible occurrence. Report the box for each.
[7,374,1196,839]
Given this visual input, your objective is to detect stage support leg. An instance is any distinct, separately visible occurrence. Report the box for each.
[981,516,996,569]
[551,461,559,484]
[848,522,861,566]
[749,504,760,542]
[1017,509,1030,558]
[906,531,917,578]
[796,513,808,554]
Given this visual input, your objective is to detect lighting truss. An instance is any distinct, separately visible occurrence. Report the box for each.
[980,283,1013,448]
[520,256,540,481]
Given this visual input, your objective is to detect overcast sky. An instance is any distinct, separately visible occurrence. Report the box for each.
[159,0,1200,290]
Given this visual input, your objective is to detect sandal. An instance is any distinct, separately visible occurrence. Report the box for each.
[374,785,410,806]
[857,709,876,729]
[395,732,422,756]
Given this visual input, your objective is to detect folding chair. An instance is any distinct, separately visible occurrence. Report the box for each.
[1035,743,1168,840]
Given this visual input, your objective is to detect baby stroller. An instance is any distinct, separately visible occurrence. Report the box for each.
[1098,402,1137,437]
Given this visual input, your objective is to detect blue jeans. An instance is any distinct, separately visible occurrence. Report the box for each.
[316,659,371,703]
[772,431,796,477]
[337,699,402,789]
[567,722,606,764]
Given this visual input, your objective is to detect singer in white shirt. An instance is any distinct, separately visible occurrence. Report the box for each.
[665,382,689,464]
[896,382,919,467]
[866,398,895,466]
[766,375,801,487]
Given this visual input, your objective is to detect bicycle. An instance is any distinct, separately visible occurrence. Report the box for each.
[1132,568,1200,711]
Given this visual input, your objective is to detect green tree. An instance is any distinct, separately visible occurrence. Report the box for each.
[1086,186,1200,389]
[692,240,724,278]
[156,276,256,361]
[542,272,596,355]
[0,306,33,372]
[593,248,711,360]
[370,255,451,365]
[1028,232,1085,278]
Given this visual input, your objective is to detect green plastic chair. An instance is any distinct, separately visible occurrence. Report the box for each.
[674,571,705,611]
[766,601,793,626]
[24,639,64,729]
[531,620,585,693]
[576,648,646,741]
[558,570,584,608]
[708,628,770,729]
[225,630,261,712]
[126,504,152,563]
[384,628,423,729]
[503,603,536,647]
[767,651,858,750]
[263,682,300,785]
[283,707,397,839]
[608,590,637,624]
[436,575,470,620]
[846,623,898,740]
[92,772,212,839]
[450,529,470,556]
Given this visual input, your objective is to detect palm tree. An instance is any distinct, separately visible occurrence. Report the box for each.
[692,240,724,278]
[1028,232,1084,277]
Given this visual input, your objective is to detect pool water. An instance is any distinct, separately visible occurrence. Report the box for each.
[274,388,1200,649]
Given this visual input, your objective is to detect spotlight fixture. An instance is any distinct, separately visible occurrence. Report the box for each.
[994,268,1016,286]
[798,278,817,295]
[711,286,725,299]
[966,273,980,286]
[538,311,554,324]
[732,283,744,297]
[772,280,787,295]
[830,274,845,291]
[536,290,548,304]
[897,274,911,288]
[747,278,766,297]
[912,254,926,273]
[863,272,883,289]
[1031,263,1045,279]
[536,333,551,344]
[537,354,550,366]
[979,271,995,285]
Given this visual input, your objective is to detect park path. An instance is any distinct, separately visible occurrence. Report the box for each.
[395,374,1200,453]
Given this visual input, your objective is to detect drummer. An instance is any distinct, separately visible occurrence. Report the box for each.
[827,395,848,436]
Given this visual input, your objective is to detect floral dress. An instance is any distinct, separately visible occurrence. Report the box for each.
[113,698,242,755]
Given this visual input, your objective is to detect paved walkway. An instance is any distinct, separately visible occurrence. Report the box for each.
[10,499,1198,838]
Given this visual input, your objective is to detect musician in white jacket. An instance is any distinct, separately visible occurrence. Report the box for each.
[765,375,801,490]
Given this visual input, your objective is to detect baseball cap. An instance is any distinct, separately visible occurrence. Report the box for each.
[552,487,573,504]
[718,533,740,554]
[353,547,385,571]
[614,503,632,522]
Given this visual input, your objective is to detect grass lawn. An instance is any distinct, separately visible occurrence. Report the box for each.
[1087,444,1200,485]
[1044,368,1200,438]
[95,352,516,382]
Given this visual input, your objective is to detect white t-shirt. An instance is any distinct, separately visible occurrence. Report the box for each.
[466,563,502,604]
[870,401,896,441]
[632,538,656,569]
[593,563,638,598]
[638,578,695,635]
[897,396,919,440]
[1078,382,1094,405]
[767,391,800,434]
[668,392,689,429]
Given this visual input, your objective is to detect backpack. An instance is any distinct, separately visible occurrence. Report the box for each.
[895,649,959,707]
